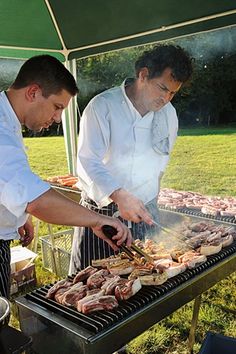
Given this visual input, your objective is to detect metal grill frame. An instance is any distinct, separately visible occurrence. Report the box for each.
[16,210,236,354]
[16,246,236,354]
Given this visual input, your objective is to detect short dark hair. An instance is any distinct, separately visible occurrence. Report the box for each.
[135,44,193,83]
[11,55,79,97]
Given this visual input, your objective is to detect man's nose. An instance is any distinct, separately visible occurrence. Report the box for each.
[53,110,62,123]
[162,91,174,103]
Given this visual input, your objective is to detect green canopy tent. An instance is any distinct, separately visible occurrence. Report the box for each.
[0,0,235,174]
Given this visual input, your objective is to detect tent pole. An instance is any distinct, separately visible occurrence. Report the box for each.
[62,59,78,176]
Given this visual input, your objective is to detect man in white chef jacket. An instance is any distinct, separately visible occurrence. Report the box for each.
[0,55,132,300]
[70,44,193,273]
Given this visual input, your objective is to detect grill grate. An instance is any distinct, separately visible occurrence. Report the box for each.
[25,241,236,335]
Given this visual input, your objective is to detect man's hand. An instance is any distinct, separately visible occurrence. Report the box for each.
[110,188,153,224]
[92,215,132,251]
[18,217,34,247]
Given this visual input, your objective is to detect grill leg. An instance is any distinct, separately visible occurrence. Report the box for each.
[188,294,202,354]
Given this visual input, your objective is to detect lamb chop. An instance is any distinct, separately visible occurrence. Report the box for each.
[164,262,187,278]
[134,272,168,286]
[221,234,234,248]
[86,269,110,289]
[107,260,135,276]
[81,296,119,314]
[55,286,73,303]
[101,276,120,294]
[200,241,222,256]
[55,282,83,304]
[178,251,207,268]
[188,222,208,232]
[115,278,142,301]
[73,266,98,284]
[152,258,186,278]
[77,290,105,312]
[46,279,72,299]
[61,284,88,306]
[102,276,128,295]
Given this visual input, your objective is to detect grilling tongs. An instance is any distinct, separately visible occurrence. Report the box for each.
[102,225,153,264]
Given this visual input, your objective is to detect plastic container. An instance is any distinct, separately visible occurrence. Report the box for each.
[40,229,73,277]
[199,331,236,354]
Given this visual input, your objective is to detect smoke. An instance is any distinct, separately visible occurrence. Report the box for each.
[177,25,236,62]
[145,201,191,252]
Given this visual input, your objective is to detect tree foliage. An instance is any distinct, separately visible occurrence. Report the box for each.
[77,27,236,127]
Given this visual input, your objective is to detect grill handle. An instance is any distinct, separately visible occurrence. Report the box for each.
[102,225,118,238]
[102,225,135,259]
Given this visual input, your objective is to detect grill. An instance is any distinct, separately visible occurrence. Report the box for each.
[16,210,236,354]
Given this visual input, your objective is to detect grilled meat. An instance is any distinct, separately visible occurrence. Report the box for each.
[81,295,118,314]
[136,272,168,286]
[200,241,222,256]
[76,290,105,312]
[115,278,142,301]
[61,284,88,306]
[107,260,135,275]
[46,279,72,299]
[86,269,110,289]
[73,266,98,284]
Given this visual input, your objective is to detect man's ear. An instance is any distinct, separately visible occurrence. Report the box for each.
[139,67,149,81]
[25,84,41,102]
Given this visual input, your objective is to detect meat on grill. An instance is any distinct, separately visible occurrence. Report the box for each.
[221,234,234,247]
[107,260,135,275]
[101,275,125,295]
[45,219,235,314]
[153,259,186,278]
[80,295,119,314]
[165,262,187,278]
[86,269,110,289]
[61,284,88,306]
[73,266,98,284]
[92,254,129,268]
[115,278,142,301]
[131,272,168,286]
[201,205,220,217]
[46,279,72,299]
[54,287,72,303]
[200,242,222,256]
[76,290,105,312]
[178,251,207,268]
[158,188,236,218]
[188,222,208,232]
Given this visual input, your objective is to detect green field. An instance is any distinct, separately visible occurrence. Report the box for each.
[11,128,236,354]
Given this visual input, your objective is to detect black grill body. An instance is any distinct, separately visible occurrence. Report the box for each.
[16,210,236,354]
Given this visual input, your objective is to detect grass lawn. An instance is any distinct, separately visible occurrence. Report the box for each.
[10,127,236,353]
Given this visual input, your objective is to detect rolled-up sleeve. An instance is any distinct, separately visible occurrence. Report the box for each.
[0,138,50,218]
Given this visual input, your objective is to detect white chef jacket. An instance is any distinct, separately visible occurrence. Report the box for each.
[0,92,50,240]
[76,80,178,208]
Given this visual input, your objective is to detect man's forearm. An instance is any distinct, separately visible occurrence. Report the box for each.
[26,188,101,228]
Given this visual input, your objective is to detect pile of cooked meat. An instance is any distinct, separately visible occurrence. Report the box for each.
[46,174,79,188]
[158,188,236,218]
[45,221,236,314]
